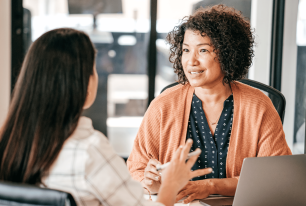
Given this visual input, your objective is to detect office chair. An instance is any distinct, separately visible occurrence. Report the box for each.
[160,79,286,124]
[0,181,76,206]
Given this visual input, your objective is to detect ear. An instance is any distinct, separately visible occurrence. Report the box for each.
[83,90,92,109]
[83,67,98,109]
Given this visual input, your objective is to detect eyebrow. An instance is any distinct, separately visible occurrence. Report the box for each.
[183,43,211,46]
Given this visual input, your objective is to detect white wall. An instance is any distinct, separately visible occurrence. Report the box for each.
[249,0,273,85]
[0,0,11,127]
[281,0,299,150]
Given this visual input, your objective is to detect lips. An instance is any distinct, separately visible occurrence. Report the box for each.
[189,70,204,74]
[190,71,204,74]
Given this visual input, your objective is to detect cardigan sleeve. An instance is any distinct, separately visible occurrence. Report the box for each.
[127,101,161,182]
[257,101,292,157]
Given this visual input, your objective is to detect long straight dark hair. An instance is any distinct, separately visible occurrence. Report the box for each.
[0,28,96,184]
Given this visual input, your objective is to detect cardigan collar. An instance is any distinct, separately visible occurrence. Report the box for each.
[179,81,241,148]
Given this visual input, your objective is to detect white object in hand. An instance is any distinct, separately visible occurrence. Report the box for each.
[156,149,201,171]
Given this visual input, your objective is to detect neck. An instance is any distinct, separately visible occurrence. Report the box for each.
[194,80,232,105]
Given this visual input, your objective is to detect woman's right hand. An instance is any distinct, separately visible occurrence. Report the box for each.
[141,158,162,194]
[156,139,212,206]
[162,139,212,193]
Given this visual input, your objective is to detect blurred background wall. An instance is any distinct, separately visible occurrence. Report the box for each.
[0,0,11,127]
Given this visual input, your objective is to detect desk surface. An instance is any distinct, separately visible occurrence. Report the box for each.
[144,195,233,206]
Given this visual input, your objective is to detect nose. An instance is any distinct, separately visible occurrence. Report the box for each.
[187,51,199,66]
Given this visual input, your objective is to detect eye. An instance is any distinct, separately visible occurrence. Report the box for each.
[182,48,189,52]
[200,49,208,52]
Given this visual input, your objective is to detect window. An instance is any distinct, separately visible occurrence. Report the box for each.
[293,0,306,154]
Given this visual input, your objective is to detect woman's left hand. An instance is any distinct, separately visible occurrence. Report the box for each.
[176,180,213,204]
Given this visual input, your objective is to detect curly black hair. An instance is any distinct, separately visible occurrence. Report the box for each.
[166,4,255,84]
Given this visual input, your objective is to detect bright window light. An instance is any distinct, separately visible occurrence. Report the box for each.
[118,35,137,46]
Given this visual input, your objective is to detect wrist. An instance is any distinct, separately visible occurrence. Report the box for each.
[207,179,217,195]
[157,184,178,206]
[160,182,180,194]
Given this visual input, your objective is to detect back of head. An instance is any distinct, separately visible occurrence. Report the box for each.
[0,28,95,184]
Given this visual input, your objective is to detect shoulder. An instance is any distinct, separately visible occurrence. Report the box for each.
[68,117,108,144]
[232,81,275,109]
[86,130,109,145]
[67,117,114,154]
[148,83,190,111]
[86,130,117,156]
[64,128,118,162]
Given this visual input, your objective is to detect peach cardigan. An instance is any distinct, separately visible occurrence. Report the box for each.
[127,82,292,182]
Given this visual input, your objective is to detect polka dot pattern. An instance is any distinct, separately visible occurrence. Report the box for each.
[187,94,233,180]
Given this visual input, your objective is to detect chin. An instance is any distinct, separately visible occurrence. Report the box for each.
[187,79,205,88]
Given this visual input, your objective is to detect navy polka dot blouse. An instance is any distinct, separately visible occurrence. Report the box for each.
[186,93,233,180]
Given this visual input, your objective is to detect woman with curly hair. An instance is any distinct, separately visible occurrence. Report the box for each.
[127,4,291,203]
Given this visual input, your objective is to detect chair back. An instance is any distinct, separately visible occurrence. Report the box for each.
[160,79,286,123]
[239,79,286,123]
[0,181,76,206]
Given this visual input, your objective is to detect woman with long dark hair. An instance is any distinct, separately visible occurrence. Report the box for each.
[0,28,211,206]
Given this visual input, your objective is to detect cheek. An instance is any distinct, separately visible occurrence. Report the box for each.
[214,61,222,74]
[181,56,188,71]
[181,52,189,63]
[204,57,221,72]
[212,56,222,69]
[200,56,214,66]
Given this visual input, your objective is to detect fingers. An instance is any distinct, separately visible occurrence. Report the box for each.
[176,190,189,202]
[183,194,197,204]
[144,178,154,186]
[180,139,193,161]
[145,160,161,176]
[190,168,212,179]
[186,148,201,168]
[176,182,192,202]
[173,145,184,162]
[148,158,161,167]
[144,158,162,186]
[145,166,160,176]
[177,184,188,194]
[144,171,160,181]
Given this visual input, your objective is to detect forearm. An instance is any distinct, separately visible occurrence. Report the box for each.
[157,183,179,206]
[209,178,238,196]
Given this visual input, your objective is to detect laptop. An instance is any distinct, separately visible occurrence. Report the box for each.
[232,154,306,206]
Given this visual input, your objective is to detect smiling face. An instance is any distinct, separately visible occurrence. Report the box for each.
[182,30,224,88]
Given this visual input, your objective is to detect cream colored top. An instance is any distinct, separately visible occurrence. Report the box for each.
[43,116,163,206]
